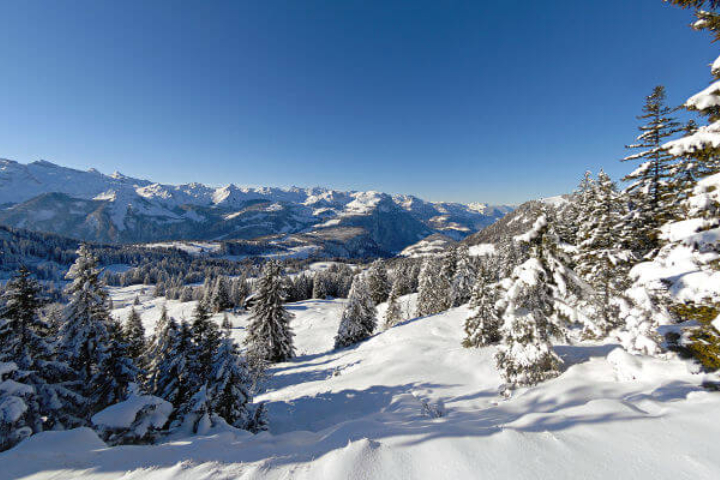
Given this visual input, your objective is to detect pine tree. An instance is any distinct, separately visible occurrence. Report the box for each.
[91,321,139,411]
[383,280,403,330]
[451,246,476,306]
[210,276,232,313]
[0,362,37,451]
[244,262,295,363]
[622,85,683,256]
[416,256,452,317]
[574,171,634,338]
[0,267,83,431]
[124,308,146,362]
[57,245,116,413]
[463,262,502,348]
[366,260,391,305]
[206,337,253,429]
[0,266,46,368]
[391,262,414,296]
[334,274,377,349]
[312,273,328,300]
[232,274,250,309]
[190,300,222,382]
[152,320,195,411]
[495,260,563,394]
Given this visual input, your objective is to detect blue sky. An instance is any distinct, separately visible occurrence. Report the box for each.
[0,0,715,204]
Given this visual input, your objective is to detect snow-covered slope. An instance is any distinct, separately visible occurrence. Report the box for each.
[399,233,457,257]
[3,287,719,479]
[0,159,511,251]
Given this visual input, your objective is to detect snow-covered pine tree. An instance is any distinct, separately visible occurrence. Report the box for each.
[573,171,596,249]
[57,245,116,414]
[244,261,295,363]
[652,4,720,365]
[495,210,593,392]
[146,314,179,396]
[231,273,250,310]
[0,267,83,431]
[124,308,146,362]
[0,361,37,451]
[366,260,391,305]
[575,171,634,338]
[334,274,377,349]
[152,319,195,412]
[391,262,414,296]
[190,300,222,382]
[622,85,683,256]
[496,236,525,279]
[0,266,46,368]
[383,279,403,330]
[312,273,328,300]
[210,276,233,313]
[416,256,452,317]
[463,261,502,348]
[451,246,476,307]
[495,259,563,394]
[205,337,253,429]
[91,320,139,411]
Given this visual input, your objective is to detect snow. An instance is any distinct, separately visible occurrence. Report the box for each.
[540,195,568,206]
[4,284,720,479]
[468,243,496,257]
[399,237,454,257]
[143,242,222,256]
[665,120,720,156]
[685,80,720,110]
[92,395,173,431]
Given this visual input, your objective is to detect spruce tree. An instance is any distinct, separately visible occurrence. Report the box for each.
[91,320,139,411]
[210,276,233,313]
[574,171,634,338]
[366,260,391,305]
[312,273,328,300]
[451,246,476,307]
[244,261,295,363]
[416,256,452,317]
[57,245,116,414]
[622,85,683,256]
[463,261,502,348]
[0,268,83,435]
[206,337,253,428]
[190,300,222,382]
[124,308,146,362]
[383,280,403,330]
[334,274,377,349]
[0,362,37,451]
[495,260,563,394]
[0,266,46,368]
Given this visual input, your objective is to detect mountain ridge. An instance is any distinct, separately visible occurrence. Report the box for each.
[0,158,513,254]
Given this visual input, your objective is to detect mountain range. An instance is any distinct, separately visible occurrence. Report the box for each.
[0,158,513,256]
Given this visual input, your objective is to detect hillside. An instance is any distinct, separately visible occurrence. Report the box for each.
[3,288,719,479]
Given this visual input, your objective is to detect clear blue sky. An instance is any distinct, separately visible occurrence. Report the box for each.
[0,0,715,204]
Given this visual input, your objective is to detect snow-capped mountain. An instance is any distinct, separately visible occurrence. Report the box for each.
[0,158,512,253]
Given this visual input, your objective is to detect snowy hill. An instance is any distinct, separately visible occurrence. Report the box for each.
[0,159,511,253]
[3,287,720,479]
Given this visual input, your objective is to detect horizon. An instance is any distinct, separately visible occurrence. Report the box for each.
[0,0,714,203]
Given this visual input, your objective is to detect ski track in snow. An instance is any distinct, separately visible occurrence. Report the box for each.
[3,286,720,479]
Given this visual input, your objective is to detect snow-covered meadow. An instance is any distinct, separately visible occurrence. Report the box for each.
[3,285,720,480]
